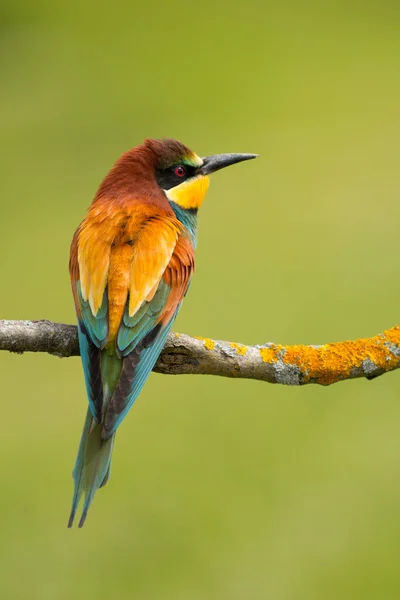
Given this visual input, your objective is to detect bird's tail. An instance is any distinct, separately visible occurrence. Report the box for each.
[68,408,115,528]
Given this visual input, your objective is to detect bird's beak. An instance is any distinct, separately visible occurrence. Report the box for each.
[198,153,258,176]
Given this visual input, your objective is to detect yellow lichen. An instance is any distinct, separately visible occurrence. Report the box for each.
[256,327,400,385]
[276,328,399,385]
[382,325,400,345]
[259,345,280,363]
[195,336,215,351]
[230,342,248,356]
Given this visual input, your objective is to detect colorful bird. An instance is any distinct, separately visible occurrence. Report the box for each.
[68,138,257,527]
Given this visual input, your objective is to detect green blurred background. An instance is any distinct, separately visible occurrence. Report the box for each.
[1,1,400,598]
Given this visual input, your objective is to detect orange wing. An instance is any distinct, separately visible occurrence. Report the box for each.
[128,216,182,316]
[71,201,186,348]
[160,235,195,325]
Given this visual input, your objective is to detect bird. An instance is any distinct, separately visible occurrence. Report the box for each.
[68,138,257,527]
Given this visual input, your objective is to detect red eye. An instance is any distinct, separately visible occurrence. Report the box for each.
[175,165,186,177]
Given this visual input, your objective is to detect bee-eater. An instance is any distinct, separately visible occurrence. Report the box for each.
[68,138,257,527]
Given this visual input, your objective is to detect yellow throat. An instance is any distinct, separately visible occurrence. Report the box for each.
[165,175,210,210]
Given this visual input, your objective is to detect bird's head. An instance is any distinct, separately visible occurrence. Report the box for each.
[145,138,258,210]
[95,138,258,208]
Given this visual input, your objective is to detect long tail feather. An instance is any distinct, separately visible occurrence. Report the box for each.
[68,408,93,527]
[78,423,115,527]
[68,408,115,528]
[69,351,121,527]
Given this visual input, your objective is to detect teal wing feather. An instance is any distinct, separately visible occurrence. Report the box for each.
[101,279,180,438]
[75,282,109,422]
[77,281,108,348]
[117,281,170,356]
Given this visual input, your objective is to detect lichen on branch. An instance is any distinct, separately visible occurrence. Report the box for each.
[0,319,399,386]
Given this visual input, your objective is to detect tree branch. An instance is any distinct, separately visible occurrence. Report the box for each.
[1,319,399,386]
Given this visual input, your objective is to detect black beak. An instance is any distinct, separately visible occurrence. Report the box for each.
[198,153,258,176]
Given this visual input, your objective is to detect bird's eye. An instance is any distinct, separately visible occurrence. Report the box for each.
[175,165,186,178]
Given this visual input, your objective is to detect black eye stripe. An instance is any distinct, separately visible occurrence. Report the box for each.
[155,164,197,190]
